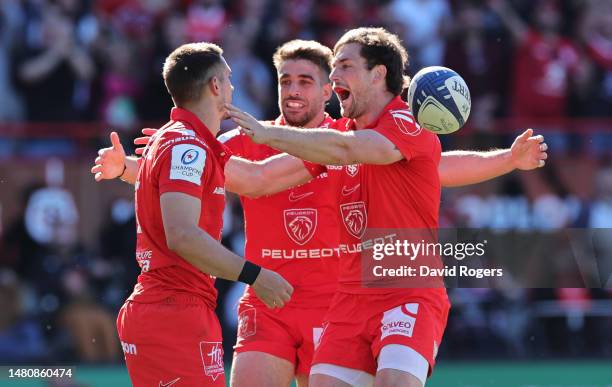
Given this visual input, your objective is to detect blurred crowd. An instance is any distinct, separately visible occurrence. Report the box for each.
[1,0,612,364]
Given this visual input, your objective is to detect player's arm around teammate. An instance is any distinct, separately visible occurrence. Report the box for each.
[227,104,548,175]
[92,130,314,197]
[92,124,548,195]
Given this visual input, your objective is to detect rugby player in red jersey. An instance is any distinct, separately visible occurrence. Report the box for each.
[94,38,546,386]
[227,28,548,387]
[102,42,295,387]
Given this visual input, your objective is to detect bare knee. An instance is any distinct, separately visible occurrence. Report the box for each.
[231,351,294,387]
[309,373,352,387]
[374,369,423,387]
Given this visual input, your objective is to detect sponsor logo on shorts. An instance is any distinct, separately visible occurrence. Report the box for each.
[158,377,180,387]
[345,164,359,177]
[340,202,367,238]
[200,341,224,381]
[284,208,317,245]
[389,109,422,136]
[121,341,137,355]
[380,303,419,340]
[238,308,256,339]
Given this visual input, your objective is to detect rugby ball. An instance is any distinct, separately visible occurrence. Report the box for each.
[407,66,471,134]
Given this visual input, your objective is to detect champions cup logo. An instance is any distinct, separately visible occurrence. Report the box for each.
[181,149,199,164]
[340,202,367,238]
[200,341,224,381]
[346,164,359,177]
[390,109,422,136]
[284,208,317,245]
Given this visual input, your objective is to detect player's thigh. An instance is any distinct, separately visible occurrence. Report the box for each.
[310,363,374,387]
[374,368,423,387]
[230,351,294,387]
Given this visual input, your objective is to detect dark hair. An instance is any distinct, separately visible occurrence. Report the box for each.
[162,42,224,105]
[334,27,409,96]
[273,40,333,83]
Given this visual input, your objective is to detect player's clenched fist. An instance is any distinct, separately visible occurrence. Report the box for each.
[251,268,294,309]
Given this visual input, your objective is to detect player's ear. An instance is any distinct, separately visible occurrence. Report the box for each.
[322,82,333,102]
[372,64,387,84]
[209,76,221,96]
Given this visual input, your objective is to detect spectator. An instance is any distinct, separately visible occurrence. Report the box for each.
[98,38,142,131]
[0,0,24,121]
[186,0,228,43]
[137,11,187,121]
[384,0,451,69]
[0,270,47,362]
[574,0,612,157]
[489,0,580,122]
[445,1,507,131]
[221,26,272,122]
[13,4,95,121]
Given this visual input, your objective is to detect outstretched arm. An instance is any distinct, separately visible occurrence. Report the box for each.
[226,104,403,166]
[439,129,547,187]
[93,130,316,196]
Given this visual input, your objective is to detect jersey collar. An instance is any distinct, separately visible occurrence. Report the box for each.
[170,107,231,165]
[170,107,214,141]
[274,113,335,128]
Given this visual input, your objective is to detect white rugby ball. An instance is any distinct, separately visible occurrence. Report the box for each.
[407,66,471,134]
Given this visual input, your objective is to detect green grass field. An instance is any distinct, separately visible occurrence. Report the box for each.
[1,362,610,386]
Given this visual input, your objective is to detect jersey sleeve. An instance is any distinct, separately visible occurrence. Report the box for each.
[155,140,210,198]
[373,110,440,161]
[218,128,245,157]
[302,160,327,177]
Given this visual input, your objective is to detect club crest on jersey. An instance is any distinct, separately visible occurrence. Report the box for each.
[199,341,224,381]
[284,208,317,245]
[340,202,367,238]
[346,164,359,177]
[390,109,422,136]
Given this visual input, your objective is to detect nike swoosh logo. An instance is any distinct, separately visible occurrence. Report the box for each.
[341,184,360,196]
[289,191,314,202]
[159,377,181,387]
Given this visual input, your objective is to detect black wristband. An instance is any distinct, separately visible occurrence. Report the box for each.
[118,163,127,179]
[238,261,261,285]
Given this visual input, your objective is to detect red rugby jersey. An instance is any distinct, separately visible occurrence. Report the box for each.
[219,115,341,308]
[328,97,447,300]
[128,107,230,308]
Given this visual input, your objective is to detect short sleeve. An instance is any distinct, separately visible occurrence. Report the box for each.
[156,141,209,198]
[218,128,245,157]
[373,110,439,161]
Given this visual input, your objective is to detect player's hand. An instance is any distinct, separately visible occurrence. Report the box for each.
[510,128,548,170]
[91,131,126,181]
[134,128,158,155]
[225,104,269,144]
[251,268,294,309]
